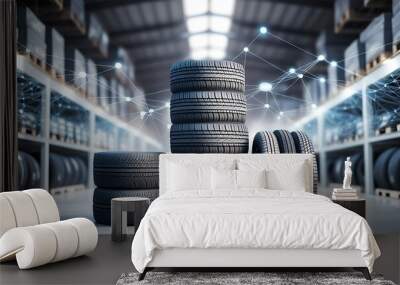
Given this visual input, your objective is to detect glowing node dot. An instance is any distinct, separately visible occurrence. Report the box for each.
[148,108,154,114]
[297,73,304,79]
[78,71,87,79]
[289,68,296,74]
[243,46,249,53]
[279,111,284,116]
[319,77,326,83]
[259,82,272,92]
[330,61,338,67]
[277,115,281,120]
[165,102,170,108]
[259,26,267,34]
[311,103,317,109]
[317,54,326,61]
[114,62,122,69]
[264,103,270,109]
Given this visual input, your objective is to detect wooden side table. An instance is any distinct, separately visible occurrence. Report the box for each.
[332,198,366,218]
[111,197,150,242]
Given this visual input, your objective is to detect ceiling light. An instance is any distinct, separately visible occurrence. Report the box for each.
[297,73,304,79]
[319,77,326,83]
[189,34,208,49]
[259,26,267,34]
[259,82,273,92]
[187,16,208,33]
[114,62,122,69]
[289,68,296,74]
[210,16,231,33]
[330,61,337,67]
[208,49,225,59]
[264,103,270,109]
[183,0,208,16]
[208,34,228,48]
[191,49,208,60]
[317,54,326,61]
[210,0,235,16]
[243,46,249,52]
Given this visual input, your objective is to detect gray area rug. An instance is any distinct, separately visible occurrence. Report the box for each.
[116,272,396,285]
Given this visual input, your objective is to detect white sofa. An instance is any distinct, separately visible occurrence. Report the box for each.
[0,189,98,269]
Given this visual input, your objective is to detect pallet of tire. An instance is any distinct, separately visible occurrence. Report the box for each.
[169,60,248,153]
[93,152,162,225]
[65,46,87,97]
[392,0,400,54]
[374,147,400,199]
[17,4,47,70]
[46,26,65,82]
[360,13,392,73]
[49,153,87,194]
[252,130,319,193]
[328,152,364,188]
[18,151,41,190]
[344,39,366,84]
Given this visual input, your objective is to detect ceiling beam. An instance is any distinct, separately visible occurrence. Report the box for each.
[86,0,169,12]
[87,0,332,12]
[122,31,313,51]
[249,0,332,9]
[134,53,189,65]
[110,17,318,41]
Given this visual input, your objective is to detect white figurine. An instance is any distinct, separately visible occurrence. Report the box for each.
[343,156,352,190]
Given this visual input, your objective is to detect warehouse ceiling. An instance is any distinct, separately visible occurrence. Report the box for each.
[86,0,334,130]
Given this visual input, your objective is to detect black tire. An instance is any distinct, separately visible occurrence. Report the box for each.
[291,131,318,193]
[388,148,400,190]
[93,188,159,206]
[273,130,296,153]
[252,131,280,153]
[24,153,40,188]
[170,123,249,153]
[350,153,362,185]
[170,91,246,123]
[49,153,65,188]
[170,60,245,93]
[356,155,365,187]
[94,169,159,189]
[94,152,161,169]
[63,156,73,186]
[75,157,88,184]
[334,156,345,184]
[92,204,136,226]
[374,147,397,189]
[68,157,80,185]
[18,152,28,189]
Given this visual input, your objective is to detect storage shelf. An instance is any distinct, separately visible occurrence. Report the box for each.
[18,133,45,143]
[323,140,364,152]
[294,52,400,195]
[49,139,90,152]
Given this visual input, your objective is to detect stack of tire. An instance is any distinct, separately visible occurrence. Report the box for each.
[49,153,88,189]
[252,129,318,193]
[93,152,161,225]
[169,60,248,153]
[18,151,40,190]
[374,147,400,190]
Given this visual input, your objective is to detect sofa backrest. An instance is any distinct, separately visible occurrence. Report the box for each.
[159,154,314,195]
[0,189,60,237]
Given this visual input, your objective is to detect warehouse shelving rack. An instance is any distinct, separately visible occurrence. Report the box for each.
[294,52,400,196]
[17,53,163,192]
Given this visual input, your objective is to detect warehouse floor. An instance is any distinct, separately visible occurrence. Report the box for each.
[1,233,399,285]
